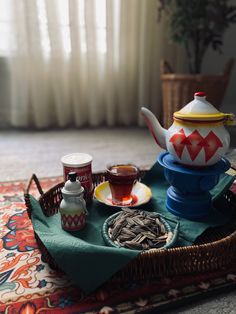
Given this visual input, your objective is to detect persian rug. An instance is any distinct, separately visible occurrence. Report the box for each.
[0,177,236,314]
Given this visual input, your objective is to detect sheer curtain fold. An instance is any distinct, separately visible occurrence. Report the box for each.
[69,0,88,126]
[104,0,117,126]
[1,0,182,128]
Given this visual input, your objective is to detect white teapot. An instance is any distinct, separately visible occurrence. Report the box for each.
[141,92,235,167]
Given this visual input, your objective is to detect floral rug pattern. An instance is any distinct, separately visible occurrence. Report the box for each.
[0,177,235,314]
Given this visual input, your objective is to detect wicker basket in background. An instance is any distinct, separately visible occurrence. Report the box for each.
[160,59,235,128]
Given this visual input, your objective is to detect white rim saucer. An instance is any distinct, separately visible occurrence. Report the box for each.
[94,181,152,208]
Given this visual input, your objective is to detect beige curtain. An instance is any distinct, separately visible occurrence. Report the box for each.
[0,0,183,128]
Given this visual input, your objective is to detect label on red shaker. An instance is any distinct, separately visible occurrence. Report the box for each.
[64,164,92,192]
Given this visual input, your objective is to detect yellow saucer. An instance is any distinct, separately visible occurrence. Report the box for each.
[94,181,152,208]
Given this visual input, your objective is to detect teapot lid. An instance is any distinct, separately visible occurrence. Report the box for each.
[174,92,234,123]
[62,172,84,196]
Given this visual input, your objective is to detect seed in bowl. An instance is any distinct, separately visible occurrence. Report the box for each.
[107,208,169,250]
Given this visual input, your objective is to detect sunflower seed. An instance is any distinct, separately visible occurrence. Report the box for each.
[126,217,135,226]
[111,220,126,240]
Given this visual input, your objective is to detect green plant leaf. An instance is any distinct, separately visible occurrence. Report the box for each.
[157,0,236,73]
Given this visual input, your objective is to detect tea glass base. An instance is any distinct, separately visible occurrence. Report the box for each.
[111,197,133,206]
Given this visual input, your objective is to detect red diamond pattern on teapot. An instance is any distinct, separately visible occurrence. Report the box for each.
[169,129,223,162]
[182,130,204,161]
[201,131,223,162]
[169,129,186,159]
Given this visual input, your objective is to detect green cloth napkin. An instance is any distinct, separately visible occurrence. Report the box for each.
[29,161,235,293]
[30,195,139,293]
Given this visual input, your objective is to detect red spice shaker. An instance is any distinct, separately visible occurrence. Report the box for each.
[61,153,93,204]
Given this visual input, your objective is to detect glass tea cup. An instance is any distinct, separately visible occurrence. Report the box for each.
[106,163,139,205]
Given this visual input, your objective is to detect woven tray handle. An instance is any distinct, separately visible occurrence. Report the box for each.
[24,174,44,219]
[24,173,44,195]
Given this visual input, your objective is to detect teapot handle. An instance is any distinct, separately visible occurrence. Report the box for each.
[224,113,236,126]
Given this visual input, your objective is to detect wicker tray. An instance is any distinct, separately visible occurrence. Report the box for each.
[24,169,236,282]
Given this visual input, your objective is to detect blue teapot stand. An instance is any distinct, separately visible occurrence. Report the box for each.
[158,152,231,220]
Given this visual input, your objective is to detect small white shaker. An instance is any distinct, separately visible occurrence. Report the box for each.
[59,172,87,231]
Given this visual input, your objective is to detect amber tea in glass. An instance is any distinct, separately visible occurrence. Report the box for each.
[106,164,139,205]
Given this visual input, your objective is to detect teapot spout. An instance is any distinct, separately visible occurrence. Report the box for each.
[141,107,167,150]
